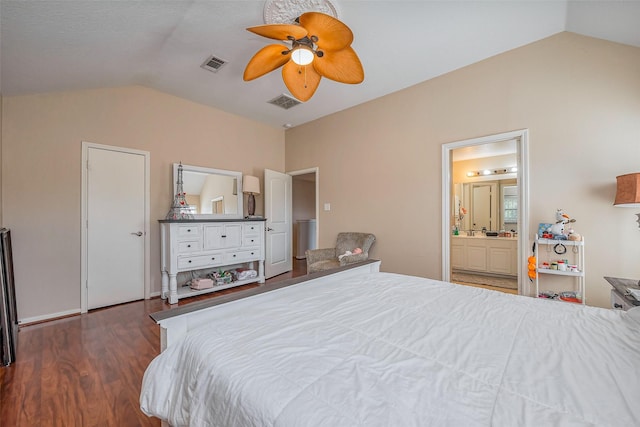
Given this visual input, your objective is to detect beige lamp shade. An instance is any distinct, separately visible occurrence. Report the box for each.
[242,175,260,194]
[614,173,640,207]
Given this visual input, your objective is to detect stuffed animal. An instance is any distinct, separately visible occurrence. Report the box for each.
[547,209,576,239]
[338,247,363,260]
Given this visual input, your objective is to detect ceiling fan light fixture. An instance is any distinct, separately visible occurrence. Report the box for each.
[244,11,364,102]
[291,46,314,65]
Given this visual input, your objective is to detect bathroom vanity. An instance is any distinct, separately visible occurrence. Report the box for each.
[451,234,518,276]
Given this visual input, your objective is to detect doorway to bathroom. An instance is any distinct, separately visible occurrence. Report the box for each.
[442,130,530,295]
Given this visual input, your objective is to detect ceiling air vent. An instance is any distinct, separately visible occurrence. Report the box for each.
[268,94,301,110]
[201,55,227,73]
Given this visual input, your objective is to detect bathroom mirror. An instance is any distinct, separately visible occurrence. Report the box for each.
[454,179,517,232]
[173,163,243,219]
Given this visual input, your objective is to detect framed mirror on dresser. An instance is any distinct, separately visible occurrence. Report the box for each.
[174,163,243,219]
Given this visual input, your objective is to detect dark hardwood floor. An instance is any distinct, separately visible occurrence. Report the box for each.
[0,259,307,426]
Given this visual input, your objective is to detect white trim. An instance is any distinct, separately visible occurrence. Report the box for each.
[19,308,81,325]
[441,130,530,296]
[80,142,151,314]
[287,167,320,250]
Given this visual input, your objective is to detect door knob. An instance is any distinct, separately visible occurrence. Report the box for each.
[131,231,143,237]
[267,227,274,231]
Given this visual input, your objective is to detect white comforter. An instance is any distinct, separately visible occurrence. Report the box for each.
[140,272,640,426]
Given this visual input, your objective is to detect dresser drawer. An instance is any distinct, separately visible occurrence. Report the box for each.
[243,223,262,235]
[177,225,201,239]
[243,236,261,247]
[611,289,634,311]
[225,249,261,263]
[177,252,224,270]
[178,240,201,253]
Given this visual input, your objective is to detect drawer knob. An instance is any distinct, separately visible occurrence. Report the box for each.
[222,235,227,238]
[187,244,191,248]
[188,260,192,263]
[211,257,215,260]
[233,254,236,257]
[187,229,191,232]
[614,303,623,309]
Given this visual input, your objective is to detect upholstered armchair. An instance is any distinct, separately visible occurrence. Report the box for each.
[305,232,376,274]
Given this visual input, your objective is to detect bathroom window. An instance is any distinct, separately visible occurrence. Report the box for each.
[502,185,518,224]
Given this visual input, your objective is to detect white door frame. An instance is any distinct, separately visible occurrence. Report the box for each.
[441,130,529,295]
[287,167,320,250]
[80,142,151,313]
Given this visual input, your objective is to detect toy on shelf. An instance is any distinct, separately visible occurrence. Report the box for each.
[545,209,577,240]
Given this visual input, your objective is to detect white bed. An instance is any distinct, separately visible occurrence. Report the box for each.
[140,263,640,426]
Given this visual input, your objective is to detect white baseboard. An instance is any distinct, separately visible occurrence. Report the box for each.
[19,308,82,325]
[20,294,161,325]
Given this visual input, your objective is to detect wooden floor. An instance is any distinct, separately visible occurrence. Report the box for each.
[457,281,519,295]
[0,260,516,425]
[0,259,307,426]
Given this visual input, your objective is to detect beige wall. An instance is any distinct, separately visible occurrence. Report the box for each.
[292,178,316,222]
[2,86,284,321]
[452,154,517,184]
[285,32,640,308]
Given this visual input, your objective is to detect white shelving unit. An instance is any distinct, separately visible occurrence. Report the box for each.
[534,235,585,304]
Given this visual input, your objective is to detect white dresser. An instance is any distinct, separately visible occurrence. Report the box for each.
[159,219,266,304]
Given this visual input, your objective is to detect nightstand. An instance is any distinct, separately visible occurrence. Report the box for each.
[605,276,640,311]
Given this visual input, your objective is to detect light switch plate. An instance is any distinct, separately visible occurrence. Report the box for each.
[324,203,331,211]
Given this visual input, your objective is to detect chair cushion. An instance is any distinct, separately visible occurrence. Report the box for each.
[308,259,340,274]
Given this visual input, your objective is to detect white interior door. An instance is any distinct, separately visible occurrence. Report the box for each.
[264,169,292,279]
[472,183,496,231]
[86,146,146,309]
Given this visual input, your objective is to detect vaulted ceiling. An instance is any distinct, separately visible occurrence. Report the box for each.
[2,1,639,129]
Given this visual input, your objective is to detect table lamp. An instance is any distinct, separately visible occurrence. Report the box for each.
[614,172,640,229]
[242,175,260,217]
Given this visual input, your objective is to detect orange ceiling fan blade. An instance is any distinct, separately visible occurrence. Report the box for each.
[243,44,291,81]
[282,61,322,102]
[243,12,363,101]
[299,12,353,51]
[313,46,364,84]
[247,24,308,41]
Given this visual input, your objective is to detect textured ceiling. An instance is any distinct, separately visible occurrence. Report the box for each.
[2,1,639,129]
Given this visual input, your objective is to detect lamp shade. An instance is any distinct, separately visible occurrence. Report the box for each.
[242,175,260,194]
[614,173,640,207]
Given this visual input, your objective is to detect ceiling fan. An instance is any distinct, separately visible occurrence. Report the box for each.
[243,12,364,102]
